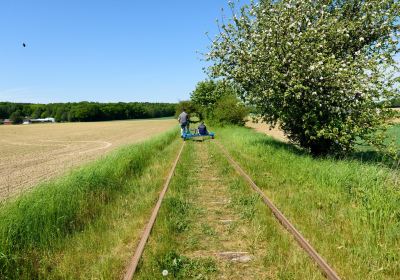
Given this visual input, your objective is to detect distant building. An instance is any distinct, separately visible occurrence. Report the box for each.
[30,118,56,123]
[3,119,12,125]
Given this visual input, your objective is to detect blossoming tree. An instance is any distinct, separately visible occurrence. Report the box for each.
[208,0,399,156]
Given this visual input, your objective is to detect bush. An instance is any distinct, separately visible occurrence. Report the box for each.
[191,80,241,120]
[175,100,203,123]
[9,110,23,124]
[210,95,248,126]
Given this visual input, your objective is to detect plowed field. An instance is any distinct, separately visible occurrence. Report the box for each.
[0,119,176,200]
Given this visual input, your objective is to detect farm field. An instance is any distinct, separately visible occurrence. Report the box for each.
[0,118,176,200]
[1,126,400,279]
[246,121,288,142]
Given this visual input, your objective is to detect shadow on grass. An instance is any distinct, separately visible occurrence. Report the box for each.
[350,150,400,169]
[248,130,399,170]
[249,135,308,157]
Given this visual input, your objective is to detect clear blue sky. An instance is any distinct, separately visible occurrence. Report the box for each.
[0,1,397,104]
[0,0,248,104]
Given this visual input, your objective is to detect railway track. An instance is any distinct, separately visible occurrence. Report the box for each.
[123,140,341,280]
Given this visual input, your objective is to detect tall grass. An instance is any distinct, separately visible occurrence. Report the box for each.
[0,129,178,278]
[218,126,400,279]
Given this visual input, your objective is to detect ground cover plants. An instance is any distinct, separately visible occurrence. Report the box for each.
[135,140,324,279]
[217,126,400,279]
[0,128,180,279]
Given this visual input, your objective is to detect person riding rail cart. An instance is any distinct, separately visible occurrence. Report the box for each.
[197,122,208,135]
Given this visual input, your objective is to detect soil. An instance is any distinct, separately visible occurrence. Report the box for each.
[0,119,176,200]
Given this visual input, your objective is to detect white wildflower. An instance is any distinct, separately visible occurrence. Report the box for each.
[162,270,169,277]
[359,37,365,42]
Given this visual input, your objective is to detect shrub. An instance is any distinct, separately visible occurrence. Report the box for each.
[210,95,248,126]
[9,110,23,124]
[175,100,199,118]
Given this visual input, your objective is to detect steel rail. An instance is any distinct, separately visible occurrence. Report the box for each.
[123,142,185,280]
[215,141,341,280]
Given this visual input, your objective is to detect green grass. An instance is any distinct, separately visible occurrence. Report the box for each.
[0,128,181,279]
[136,140,323,279]
[387,124,400,147]
[135,143,219,279]
[2,124,399,279]
[352,124,400,168]
[217,126,400,279]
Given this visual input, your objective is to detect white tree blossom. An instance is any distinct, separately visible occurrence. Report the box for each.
[207,0,400,156]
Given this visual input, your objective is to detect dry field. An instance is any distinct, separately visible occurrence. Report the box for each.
[246,121,288,142]
[248,108,400,142]
[0,119,176,200]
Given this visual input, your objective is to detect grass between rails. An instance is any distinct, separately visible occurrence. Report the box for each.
[135,140,323,279]
[217,126,400,280]
[0,128,181,279]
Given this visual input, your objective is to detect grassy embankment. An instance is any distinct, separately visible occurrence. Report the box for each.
[0,128,181,279]
[387,124,400,150]
[135,140,324,279]
[216,126,400,280]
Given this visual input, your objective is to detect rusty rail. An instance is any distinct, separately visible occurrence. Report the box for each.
[123,142,185,280]
[215,141,341,280]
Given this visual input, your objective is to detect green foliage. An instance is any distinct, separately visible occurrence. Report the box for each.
[208,0,400,156]
[0,102,176,123]
[9,110,23,124]
[390,97,400,108]
[165,197,190,233]
[190,80,236,116]
[210,95,248,126]
[155,251,217,279]
[175,100,198,117]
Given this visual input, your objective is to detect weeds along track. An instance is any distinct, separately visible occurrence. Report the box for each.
[124,142,185,280]
[124,140,341,280]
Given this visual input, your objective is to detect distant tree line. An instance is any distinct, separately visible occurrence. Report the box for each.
[0,102,176,124]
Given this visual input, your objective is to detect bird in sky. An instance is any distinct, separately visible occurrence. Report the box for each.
[22,43,26,47]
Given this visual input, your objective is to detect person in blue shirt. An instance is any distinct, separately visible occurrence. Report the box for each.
[198,121,208,135]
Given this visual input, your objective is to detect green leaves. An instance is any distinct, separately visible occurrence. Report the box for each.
[208,0,400,156]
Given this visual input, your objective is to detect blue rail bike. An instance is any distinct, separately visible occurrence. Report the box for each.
[181,128,215,141]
